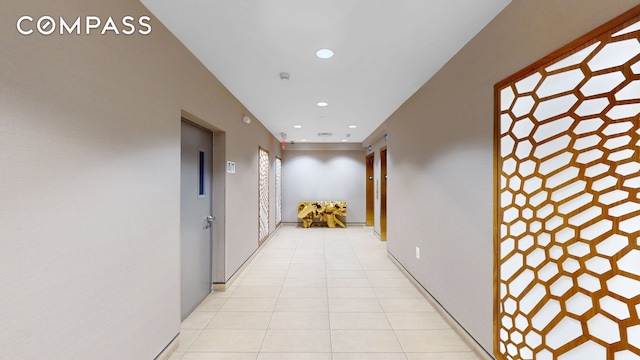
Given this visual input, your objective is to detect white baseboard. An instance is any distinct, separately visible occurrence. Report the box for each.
[213,224,282,291]
[387,253,495,360]
[154,334,179,360]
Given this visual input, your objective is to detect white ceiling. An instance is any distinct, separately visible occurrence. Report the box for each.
[141,0,511,144]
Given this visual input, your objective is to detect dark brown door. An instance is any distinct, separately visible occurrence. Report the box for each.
[380,148,387,241]
[366,153,374,226]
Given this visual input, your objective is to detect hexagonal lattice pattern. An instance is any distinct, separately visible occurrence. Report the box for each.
[275,157,282,225]
[259,147,269,243]
[496,14,640,360]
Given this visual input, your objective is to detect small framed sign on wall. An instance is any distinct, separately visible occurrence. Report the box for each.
[226,161,236,174]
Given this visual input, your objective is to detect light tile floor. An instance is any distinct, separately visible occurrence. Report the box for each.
[170,225,481,360]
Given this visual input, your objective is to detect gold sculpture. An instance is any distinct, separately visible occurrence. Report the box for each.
[297,201,347,228]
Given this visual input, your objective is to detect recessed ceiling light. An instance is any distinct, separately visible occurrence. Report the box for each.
[300,139,307,142]
[293,125,302,129]
[316,48,334,59]
[348,125,357,129]
[341,139,348,142]
[317,102,328,107]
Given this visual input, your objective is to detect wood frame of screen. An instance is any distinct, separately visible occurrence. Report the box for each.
[258,146,270,245]
[494,5,640,359]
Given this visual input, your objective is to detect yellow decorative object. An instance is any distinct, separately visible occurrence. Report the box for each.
[297,201,347,228]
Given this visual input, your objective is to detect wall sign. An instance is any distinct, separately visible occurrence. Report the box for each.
[226,161,235,174]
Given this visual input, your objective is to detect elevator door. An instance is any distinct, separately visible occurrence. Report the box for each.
[180,120,213,320]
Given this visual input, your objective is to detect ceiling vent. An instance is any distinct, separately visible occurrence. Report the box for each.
[317,132,333,137]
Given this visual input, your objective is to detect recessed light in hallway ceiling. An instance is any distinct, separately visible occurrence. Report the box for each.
[316,48,334,59]
[317,102,328,107]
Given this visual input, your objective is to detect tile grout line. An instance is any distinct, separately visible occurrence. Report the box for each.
[323,228,335,357]
[323,228,333,356]
[255,233,290,357]
[357,229,410,358]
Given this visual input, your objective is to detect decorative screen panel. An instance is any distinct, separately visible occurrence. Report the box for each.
[495,9,640,360]
[259,147,269,244]
[275,157,282,226]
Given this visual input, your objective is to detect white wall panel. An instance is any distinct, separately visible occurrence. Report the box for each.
[282,150,366,224]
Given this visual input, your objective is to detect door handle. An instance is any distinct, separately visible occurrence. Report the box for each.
[205,215,215,229]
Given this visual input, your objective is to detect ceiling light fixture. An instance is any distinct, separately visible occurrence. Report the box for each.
[293,125,302,129]
[348,125,357,129]
[317,101,328,107]
[341,139,348,142]
[279,72,290,80]
[300,139,307,142]
[316,48,334,59]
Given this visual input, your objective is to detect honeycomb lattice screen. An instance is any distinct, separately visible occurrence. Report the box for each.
[494,7,640,360]
[275,157,282,226]
[259,147,269,244]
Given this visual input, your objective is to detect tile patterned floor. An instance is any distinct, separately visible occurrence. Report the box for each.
[169,225,481,360]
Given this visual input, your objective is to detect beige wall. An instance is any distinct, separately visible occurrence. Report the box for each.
[366,0,640,354]
[0,0,280,358]
[282,146,366,224]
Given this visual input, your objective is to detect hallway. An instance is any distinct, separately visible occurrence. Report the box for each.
[169,225,480,359]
